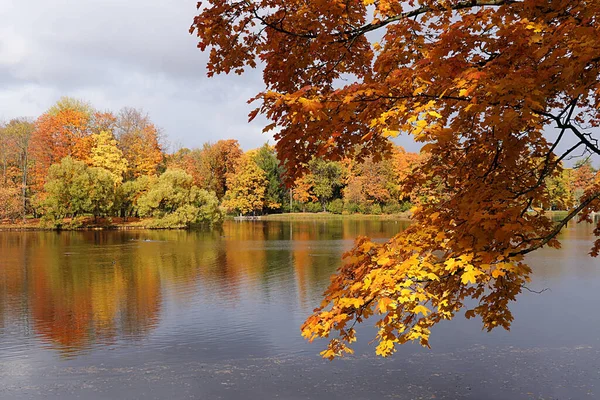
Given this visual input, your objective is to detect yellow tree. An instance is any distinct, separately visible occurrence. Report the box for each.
[192,1,600,358]
[88,131,129,185]
[222,153,267,216]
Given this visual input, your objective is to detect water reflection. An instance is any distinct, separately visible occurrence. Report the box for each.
[0,220,407,358]
[2,218,597,362]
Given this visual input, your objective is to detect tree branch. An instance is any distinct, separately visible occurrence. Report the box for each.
[511,191,600,257]
[339,0,520,40]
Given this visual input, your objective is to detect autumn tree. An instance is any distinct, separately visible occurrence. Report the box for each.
[29,97,94,191]
[114,108,164,178]
[0,187,21,222]
[571,159,596,205]
[197,139,243,198]
[0,121,16,183]
[292,175,316,212]
[343,155,392,209]
[4,119,35,219]
[166,147,204,186]
[545,168,573,211]
[192,1,600,358]
[222,152,268,216]
[89,131,129,185]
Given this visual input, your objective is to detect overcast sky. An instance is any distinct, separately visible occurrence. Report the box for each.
[0,0,282,151]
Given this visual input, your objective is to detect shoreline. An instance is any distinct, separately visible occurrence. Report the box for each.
[0,213,414,232]
[248,212,413,221]
[0,210,577,232]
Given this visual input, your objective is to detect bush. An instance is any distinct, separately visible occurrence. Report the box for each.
[343,202,364,214]
[304,202,322,213]
[367,203,382,215]
[326,199,344,214]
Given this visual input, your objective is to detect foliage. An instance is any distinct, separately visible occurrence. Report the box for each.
[41,157,115,223]
[0,186,21,222]
[3,118,35,219]
[116,175,154,219]
[137,169,221,227]
[253,144,285,212]
[87,167,117,219]
[166,147,204,186]
[192,0,600,358]
[29,99,93,191]
[115,108,164,178]
[308,159,343,211]
[546,168,573,211]
[327,199,344,215]
[292,175,316,211]
[197,139,243,199]
[89,131,129,185]
[222,153,268,215]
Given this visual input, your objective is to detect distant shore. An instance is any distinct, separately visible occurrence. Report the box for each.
[1,210,581,232]
[0,213,416,232]
[0,217,166,232]
[235,212,413,221]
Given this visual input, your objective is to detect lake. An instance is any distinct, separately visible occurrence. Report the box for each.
[0,219,599,399]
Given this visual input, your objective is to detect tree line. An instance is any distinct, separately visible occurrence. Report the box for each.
[0,97,592,228]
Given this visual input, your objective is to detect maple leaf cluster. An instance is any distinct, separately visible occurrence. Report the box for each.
[192,0,600,357]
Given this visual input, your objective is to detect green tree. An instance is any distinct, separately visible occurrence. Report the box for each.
[253,144,285,212]
[137,169,221,227]
[116,175,154,220]
[308,159,343,212]
[41,157,116,224]
[87,167,117,221]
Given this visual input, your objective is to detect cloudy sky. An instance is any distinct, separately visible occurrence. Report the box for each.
[0,0,277,151]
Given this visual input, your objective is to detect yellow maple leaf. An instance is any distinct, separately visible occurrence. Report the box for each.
[413,305,431,316]
[461,269,483,284]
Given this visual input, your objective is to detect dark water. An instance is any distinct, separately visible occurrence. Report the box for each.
[0,220,599,399]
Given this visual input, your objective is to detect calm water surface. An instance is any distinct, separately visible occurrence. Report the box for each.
[0,219,599,399]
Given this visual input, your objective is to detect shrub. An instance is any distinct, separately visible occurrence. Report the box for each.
[326,199,344,214]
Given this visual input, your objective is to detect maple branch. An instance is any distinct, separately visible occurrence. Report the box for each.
[521,285,550,294]
[244,1,317,39]
[536,107,600,156]
[340,0,520,40]
[512,191,600,257]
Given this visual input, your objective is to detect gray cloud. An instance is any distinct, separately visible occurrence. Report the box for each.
[0,0,423,153]
[0,0,273,151]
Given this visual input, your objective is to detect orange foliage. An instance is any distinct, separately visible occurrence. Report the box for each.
[119,124,164,178]
[29,108,92,191]
[198,139,243,198]
[192,0,600,358]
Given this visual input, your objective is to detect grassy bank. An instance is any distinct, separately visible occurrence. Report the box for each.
[257,212,412,221]
[0,217,167,232]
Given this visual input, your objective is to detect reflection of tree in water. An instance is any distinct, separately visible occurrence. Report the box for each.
[0,231,216,356]
[0,220,413,356]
